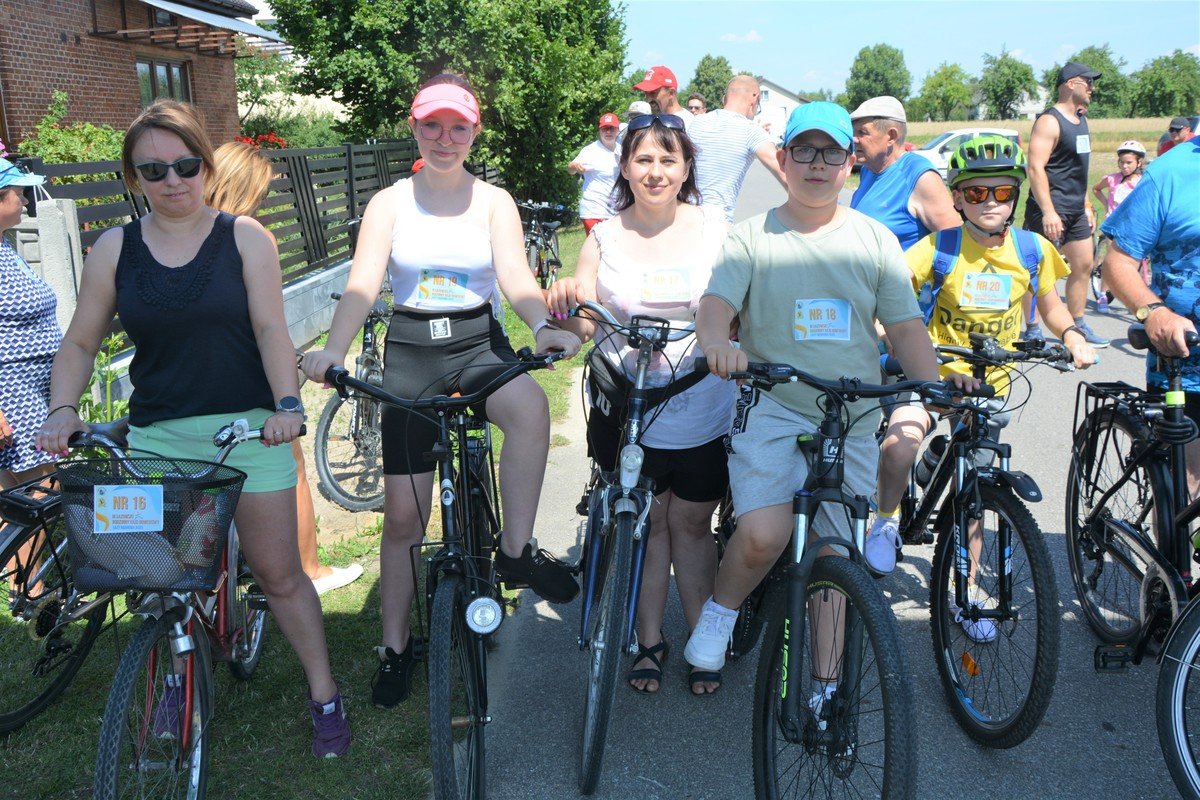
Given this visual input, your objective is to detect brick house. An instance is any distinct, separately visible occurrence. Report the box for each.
[0,0,282,148]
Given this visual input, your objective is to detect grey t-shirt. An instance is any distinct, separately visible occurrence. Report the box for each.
[704,207,920,430]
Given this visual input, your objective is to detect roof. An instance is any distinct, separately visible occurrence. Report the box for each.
[167,0,259,18]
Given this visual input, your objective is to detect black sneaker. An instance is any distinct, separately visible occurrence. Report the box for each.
[371,638,415,708]
[495,540,579,603]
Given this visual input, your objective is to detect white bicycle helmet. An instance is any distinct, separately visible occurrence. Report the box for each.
[1117,140,1146,157]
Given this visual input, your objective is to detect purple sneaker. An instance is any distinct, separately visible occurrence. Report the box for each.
[308,690,351,758]
[152,681,185,740]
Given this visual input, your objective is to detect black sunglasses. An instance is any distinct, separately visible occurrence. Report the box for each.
[626,114,686,133]
[134,157,203,182]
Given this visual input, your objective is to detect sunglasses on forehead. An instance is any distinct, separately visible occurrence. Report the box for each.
[625,113,686,133]
[134,157,203,182]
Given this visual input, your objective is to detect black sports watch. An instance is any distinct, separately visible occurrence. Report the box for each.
[1135,302,1167,322]
[275,395,306,418]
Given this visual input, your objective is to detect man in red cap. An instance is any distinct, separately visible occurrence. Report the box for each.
[633,66,691,122]
[567,113,621,234]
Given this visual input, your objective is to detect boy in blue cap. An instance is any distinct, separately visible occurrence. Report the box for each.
[685,102,951,686]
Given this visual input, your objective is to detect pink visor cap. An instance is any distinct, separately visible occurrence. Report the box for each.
[411,84,480,124]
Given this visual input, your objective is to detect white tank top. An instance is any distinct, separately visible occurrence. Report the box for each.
[387,178,497,312]
[593,204,736,449]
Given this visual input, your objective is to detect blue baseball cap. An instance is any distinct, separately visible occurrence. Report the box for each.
[0,157,45,189]
[783,102,854,151]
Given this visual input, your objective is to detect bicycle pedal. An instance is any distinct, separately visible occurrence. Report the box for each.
[411,636,428,662]
[575,495,590,516]
[1094,644,1133,672]
[246,585,269,610]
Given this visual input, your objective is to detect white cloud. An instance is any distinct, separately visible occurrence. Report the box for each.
[720,30,762,44]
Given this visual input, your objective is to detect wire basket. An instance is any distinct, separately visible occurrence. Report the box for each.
[56,457,246,593]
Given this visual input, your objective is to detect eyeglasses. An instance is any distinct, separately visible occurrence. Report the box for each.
[134,157,203,182]
[1169,127,1185,133]
[625,114,687,133]
[788,145,851,166]
[959,184,1018,205]
[416,120,474,144]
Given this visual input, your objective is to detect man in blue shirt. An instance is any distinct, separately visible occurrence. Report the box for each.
[1102,137,1200,488]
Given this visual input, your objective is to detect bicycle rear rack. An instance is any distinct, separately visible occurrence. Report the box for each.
[0,476,61,528]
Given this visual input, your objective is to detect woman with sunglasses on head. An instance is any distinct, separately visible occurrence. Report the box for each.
[35,100,351,758]
[302,73,582,709]
[548,113,736,695]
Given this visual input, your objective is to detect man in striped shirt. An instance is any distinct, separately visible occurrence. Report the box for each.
[687,75,786,223]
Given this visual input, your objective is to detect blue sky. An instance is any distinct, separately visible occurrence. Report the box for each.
[621,0,1200,95]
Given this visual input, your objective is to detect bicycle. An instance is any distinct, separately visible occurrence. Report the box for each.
[1063,323,1200,797]
[0,419,130,734]
[1090,232,1150,307]
[323,348,562,800]
[313,291,391,512]
[711,359,961,800]
[889,333,1069,748]
[60,419,273,800]
[517,200,565,291]
[567,301,699,794]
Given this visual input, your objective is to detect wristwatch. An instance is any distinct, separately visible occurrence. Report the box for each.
[1135,302,1167,322]
[275,395,306,418]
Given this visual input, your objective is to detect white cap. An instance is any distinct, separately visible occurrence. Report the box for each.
[849,96,907,123]
[626,100,651,119]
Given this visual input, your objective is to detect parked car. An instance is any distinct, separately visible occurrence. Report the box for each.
[913,127,1021,178]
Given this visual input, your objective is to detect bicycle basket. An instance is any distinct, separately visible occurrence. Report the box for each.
[56,457,246,593]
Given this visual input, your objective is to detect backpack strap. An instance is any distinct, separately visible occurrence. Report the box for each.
[1010,228,1043,325]
[924,227,963,326]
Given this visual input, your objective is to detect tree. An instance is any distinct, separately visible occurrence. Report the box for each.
[684,55,734,108]
[1040,45,1130,118]
[915,62,973,121]
[844,44,911,109]
[234,45,296,123]
[795,88,834,102]
[978,49,1038,120]
[1129,50,1200,117]
[270,0,628,204]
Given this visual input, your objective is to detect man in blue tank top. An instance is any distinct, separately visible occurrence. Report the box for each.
[1024,61,1108,347]
[849,95,959,250]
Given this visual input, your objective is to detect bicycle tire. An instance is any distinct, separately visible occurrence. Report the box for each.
[542,229,561,290]
[428,574,486,800]
[929,485,1059,748]
[226,528,268,681]
[1090,237,1106,301]
[579,510,635,795]
[526,241,539,276]
[0,515,105,734]
[314,391,385,513]
[94,611,213,800]
[1157,600,1200,799]
[752,556,916,800]
[1065,406,1165,643]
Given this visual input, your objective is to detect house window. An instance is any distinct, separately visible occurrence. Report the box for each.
[137,58,191,106]
[152,10,175,27]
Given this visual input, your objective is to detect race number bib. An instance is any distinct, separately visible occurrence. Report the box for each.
[94,485,164,534]
[641,268,692,303]
[794,298,852,341]
[1075,134,1091,155]
[960,272,1013,310]
[417,269,469,305]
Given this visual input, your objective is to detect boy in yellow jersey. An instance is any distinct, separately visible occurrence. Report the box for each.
[868,136,1095,628]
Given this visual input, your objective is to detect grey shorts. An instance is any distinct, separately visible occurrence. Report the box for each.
[725,389,878,543]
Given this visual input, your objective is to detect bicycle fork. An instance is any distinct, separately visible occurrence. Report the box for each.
[951,444,1015,624]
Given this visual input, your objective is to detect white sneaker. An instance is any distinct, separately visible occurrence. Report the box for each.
[954,599,998,643]
[864,517,901,575]
[683,598,738,671]
[312,563,365,596]
[808,683,838,731]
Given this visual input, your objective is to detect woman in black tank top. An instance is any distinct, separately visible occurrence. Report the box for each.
[36,101,351,758]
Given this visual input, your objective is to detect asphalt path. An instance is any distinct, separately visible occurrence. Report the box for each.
[482,163,1181,799]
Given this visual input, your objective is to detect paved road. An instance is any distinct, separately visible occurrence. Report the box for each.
[483,168,1181,799]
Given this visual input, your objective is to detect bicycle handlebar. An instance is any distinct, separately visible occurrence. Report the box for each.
[330,291,391,320]
[570,300,695,343]
[1128,322,1200,354]
[324,348,565,411]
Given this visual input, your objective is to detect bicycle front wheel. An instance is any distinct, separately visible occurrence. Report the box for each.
[1158,601,1200,799]
[314,391,385,513]
[428,574,486,800]
[1065,406,1164,643]
[930,485,1059,747]
[753,556,916,800]
[579,510,635,795]
[94,611,213,800]
[0,516,105,733]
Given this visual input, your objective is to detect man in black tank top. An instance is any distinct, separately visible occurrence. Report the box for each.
[1023,61,1108,347]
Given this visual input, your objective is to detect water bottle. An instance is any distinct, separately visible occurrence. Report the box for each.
[914,435,948,488]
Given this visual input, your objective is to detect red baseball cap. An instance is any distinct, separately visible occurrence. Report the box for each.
[411,83,480,124]
[598,113,619,129]
[634,66,677,92]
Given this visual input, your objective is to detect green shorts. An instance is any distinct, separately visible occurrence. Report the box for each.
[128,409,297,494]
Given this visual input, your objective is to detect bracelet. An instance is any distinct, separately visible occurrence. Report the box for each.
[46,404,78,419]
[531,318,558,338]
[1062,325,1085,341]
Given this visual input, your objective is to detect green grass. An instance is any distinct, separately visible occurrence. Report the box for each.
[1,226,589,799]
